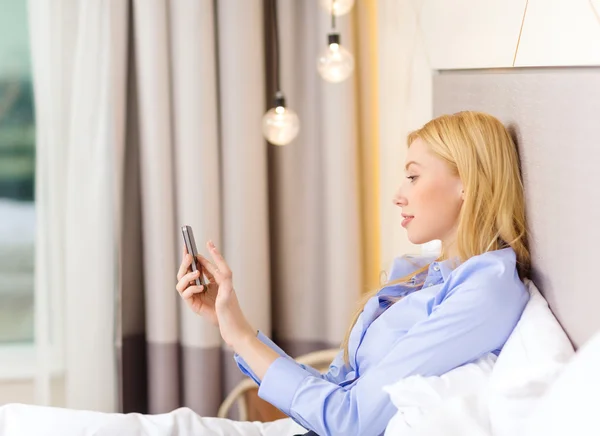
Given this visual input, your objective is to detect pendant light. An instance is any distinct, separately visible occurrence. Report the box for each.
[319,0,355,16]
[317,0,355,83]
[262,0,300,146]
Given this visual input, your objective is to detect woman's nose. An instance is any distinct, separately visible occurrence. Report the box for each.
[392,192,407,207]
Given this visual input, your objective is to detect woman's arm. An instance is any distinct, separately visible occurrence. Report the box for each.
[231,333,280,381]
[189,241,348,385]
[234,331,348,385]
[232,256,432,387]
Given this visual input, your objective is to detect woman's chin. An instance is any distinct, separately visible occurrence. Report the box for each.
[406,230,430,246]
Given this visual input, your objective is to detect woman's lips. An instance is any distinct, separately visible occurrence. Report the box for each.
[401,216,414,227]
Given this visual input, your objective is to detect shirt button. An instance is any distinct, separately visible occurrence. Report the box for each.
[433,265,440,272]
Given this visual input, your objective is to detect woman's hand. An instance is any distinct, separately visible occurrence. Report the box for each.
[176,246,219,326]
[176,240,255,348]
[178,241,279,380]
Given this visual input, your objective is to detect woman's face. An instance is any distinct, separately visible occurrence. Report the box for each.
[393,138,464,247]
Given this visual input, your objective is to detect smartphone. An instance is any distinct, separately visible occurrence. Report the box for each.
[181,225,205,288]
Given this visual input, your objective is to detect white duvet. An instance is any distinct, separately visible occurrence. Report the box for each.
[0,404,307,436]
[0,396,492,436]
[0,362,495,436]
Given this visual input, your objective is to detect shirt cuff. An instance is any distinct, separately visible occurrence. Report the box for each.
[233,331,290,385]
[257,356,311,416]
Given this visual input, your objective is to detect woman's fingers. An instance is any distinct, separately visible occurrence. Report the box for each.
[196,254,216,281]
[177,239,231,288]
[176,270,200,293]
[196,254,219,279]
[177,251,193,281]
[182,285,204,300]
[206,241,231,278]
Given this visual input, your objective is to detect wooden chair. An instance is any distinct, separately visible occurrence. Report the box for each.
[217,348,340,421]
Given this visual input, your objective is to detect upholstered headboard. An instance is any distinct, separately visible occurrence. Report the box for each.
[433,68,600,350]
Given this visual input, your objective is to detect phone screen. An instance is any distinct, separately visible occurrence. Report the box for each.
[181,225,205,287]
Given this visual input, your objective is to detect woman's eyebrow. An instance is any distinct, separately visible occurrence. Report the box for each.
[405,161,421,170]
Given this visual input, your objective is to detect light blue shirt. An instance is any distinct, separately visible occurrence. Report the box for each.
[234,248,529,436]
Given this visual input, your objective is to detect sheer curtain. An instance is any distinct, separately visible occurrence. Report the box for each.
[29,0,128,410]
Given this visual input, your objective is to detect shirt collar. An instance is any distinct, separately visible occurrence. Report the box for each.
[378,256,458,298]
[432,257,459,282]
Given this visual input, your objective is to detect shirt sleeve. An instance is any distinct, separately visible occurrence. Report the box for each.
[234,331,348,386]
[257,274,528,436]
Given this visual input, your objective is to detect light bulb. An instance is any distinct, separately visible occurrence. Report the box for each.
[317,34,355,83]
[319,0,355,16]
[262,93,300,146]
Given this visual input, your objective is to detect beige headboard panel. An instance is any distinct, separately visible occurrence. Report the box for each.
[433,68,600,350]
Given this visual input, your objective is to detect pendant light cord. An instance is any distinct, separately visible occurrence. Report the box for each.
[331,0,336,30]
[272,0,281,94]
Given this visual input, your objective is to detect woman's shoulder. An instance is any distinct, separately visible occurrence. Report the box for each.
[452,247,518,279]
[445,247,527,303]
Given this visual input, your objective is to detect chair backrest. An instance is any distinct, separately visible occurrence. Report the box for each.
[217,348,340,421]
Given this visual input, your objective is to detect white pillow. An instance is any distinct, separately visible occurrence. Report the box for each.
[384,353,496,436]
[488,279,575,436]
[524,330,600,436]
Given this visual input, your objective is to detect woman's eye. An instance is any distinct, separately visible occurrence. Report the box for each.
[406,175,418,182]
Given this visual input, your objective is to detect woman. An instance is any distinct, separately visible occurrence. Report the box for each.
[175,111,531,436]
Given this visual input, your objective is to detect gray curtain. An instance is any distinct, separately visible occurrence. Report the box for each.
[117,0,363,416]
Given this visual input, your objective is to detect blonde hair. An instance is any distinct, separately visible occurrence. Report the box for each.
[340,111,530,365]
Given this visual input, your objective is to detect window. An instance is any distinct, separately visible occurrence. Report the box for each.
[0,0,36,361]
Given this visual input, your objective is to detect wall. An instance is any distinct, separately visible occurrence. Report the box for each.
[377,0,600,271]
